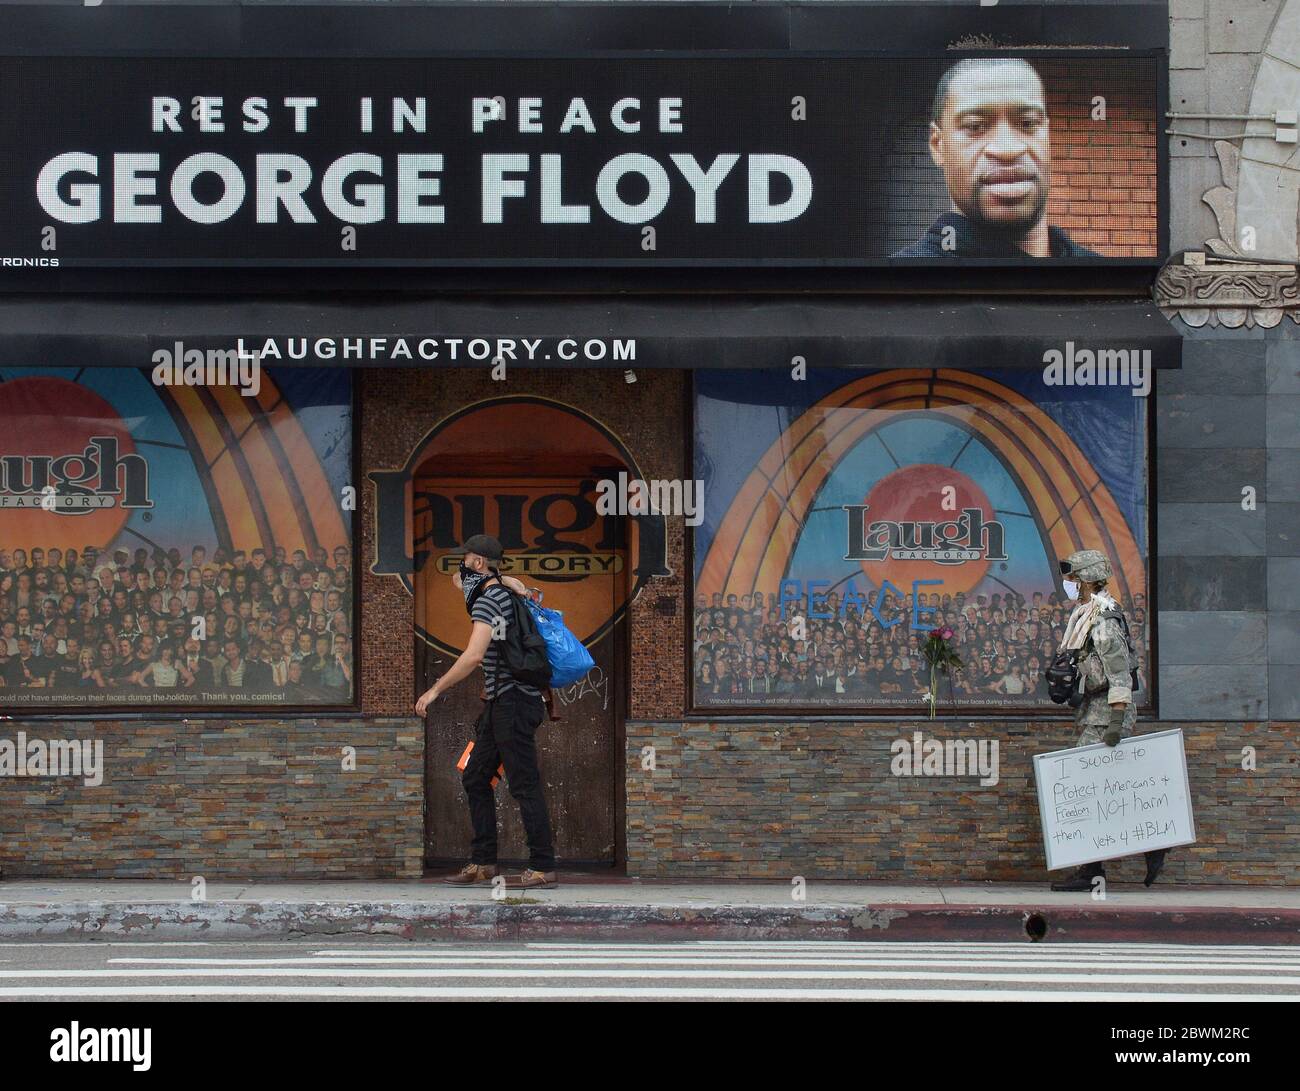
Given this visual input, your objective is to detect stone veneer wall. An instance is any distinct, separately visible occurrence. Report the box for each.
[0,718,423,879]
[626,720,1300,884]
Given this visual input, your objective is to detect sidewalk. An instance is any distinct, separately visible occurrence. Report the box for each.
[2,877,1298,943]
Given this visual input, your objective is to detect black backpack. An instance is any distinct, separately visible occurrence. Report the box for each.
[467,576,553,689]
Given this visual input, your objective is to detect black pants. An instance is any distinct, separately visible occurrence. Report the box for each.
[462,686,555,872]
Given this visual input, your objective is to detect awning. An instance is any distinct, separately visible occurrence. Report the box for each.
[0,295,1182,371]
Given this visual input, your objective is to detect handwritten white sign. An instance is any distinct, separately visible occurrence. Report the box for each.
[1033,729,1197,871]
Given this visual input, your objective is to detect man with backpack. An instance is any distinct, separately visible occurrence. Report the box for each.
[1047,549,1167,892]
[414,534,558,889]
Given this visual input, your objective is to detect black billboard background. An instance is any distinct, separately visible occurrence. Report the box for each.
[0,54,1161,266]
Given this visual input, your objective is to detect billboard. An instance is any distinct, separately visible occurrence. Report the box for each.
[692,368,1150,711]
[0,367,354,709]
[0,53,1160,267]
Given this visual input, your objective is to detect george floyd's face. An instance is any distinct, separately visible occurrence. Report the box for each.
[930,61,1050,234]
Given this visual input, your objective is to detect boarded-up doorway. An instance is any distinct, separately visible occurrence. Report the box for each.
[415,472,626,868]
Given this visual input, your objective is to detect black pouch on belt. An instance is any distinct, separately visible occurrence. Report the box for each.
[1043,649,1081,705]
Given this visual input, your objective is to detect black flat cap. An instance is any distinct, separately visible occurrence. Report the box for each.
[448,534,504,561]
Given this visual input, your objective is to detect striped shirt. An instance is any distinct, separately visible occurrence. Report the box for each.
[469,582,543,700]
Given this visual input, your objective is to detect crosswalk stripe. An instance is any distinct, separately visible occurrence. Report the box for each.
[434,947,1300,961]
[0,985,1290,1000]
[105,955,1300,971]
[313,946,1300,962]
[3,966,1297,985]
[11,940,1297,1002]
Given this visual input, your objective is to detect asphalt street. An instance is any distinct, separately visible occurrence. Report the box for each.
[1,939,1298,1001]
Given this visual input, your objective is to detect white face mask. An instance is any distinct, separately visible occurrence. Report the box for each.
[1062,580,1081,601]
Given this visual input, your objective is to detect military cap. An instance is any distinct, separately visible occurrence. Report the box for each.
[1059,550,1112,584]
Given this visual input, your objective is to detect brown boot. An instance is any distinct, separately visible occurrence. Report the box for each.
[512,868,558,889]
[442,862,498,886]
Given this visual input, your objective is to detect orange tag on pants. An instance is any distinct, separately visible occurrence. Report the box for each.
[457,741,504,788]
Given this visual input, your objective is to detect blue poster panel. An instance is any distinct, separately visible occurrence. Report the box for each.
[693,368,1150,710]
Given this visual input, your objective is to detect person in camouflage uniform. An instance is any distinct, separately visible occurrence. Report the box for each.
[1049,549,1167,892]
[1068,551,1138,748]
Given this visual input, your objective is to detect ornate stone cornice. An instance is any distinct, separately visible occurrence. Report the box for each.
[1155,254,1300,329]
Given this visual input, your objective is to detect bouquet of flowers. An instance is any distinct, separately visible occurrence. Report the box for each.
[921,627,963,720]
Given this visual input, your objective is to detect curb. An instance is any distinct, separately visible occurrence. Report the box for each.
[2,901,1299,944]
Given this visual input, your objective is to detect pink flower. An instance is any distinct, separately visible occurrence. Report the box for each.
[941,627,954,640]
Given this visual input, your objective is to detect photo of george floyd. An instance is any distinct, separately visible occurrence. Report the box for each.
[879,56,1159,260]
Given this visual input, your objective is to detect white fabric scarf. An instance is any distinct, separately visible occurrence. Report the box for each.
[1060,589,1117,652]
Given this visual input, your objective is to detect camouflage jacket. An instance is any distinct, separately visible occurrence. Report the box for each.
[1075,611,1138,731]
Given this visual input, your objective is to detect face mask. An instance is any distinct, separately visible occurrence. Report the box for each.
[1062,580,1080,601]
[459,563,487,604]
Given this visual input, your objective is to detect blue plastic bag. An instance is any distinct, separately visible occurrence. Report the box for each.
[526,600,595,687]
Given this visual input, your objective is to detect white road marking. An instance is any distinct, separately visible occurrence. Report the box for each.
[2,967,1296,985]
[9,940,1297,1001]
[0,985,1291,1000]
[106,954,1300,971]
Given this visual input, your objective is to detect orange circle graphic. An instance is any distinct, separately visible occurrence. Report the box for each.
[858,464,993,595]
[0,376,136,555]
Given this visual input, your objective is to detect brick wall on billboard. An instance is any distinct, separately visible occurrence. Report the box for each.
[1040,61,1159,258]
[0,717,423,879]
[626,719,1300,884]
[358,367,688,721]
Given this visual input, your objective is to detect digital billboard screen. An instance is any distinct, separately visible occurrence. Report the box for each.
[0,54,1162,267]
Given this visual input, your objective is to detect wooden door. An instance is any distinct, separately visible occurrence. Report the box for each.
[416,474,623,868]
